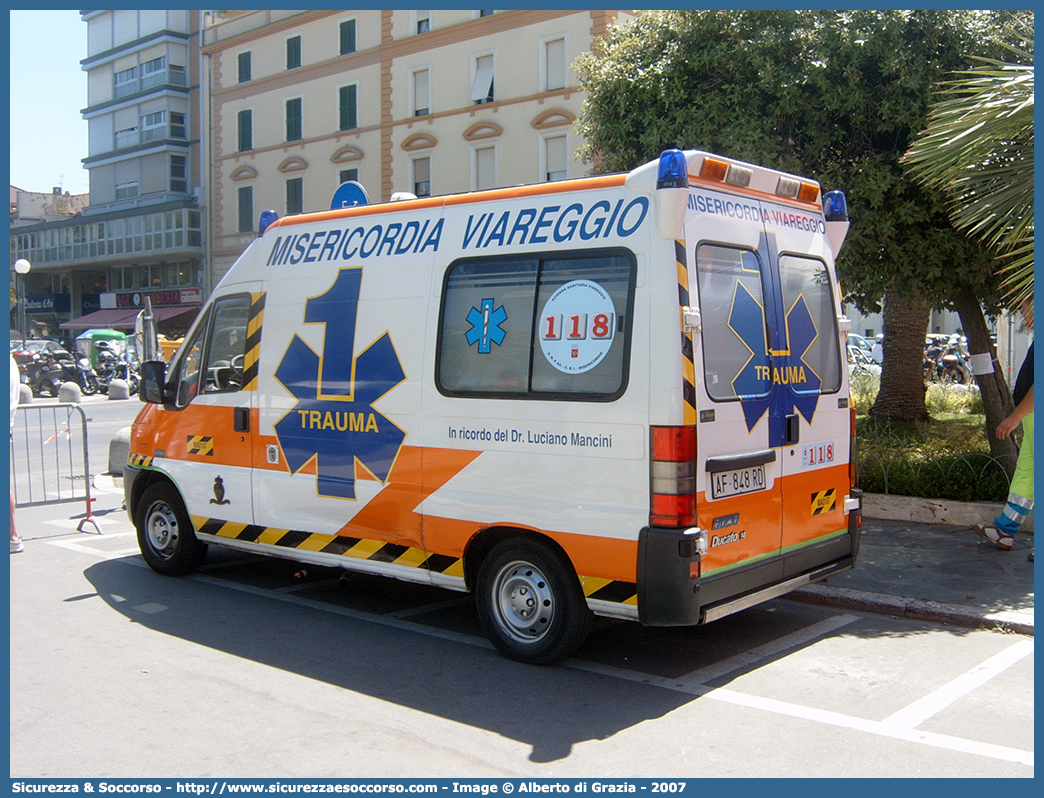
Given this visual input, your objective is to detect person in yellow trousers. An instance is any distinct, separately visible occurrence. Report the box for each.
[975,300,1033,561]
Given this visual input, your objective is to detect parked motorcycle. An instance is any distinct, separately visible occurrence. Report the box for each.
[16,352,66,397]
[94,341,139,395]
[938,340,972,384]
[923,335,971,384]
[56,354,101,395]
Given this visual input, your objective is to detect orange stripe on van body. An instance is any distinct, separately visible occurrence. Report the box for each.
[336,444,639,583]
[132,405,253,468]
[697,487,783,572]
[779,462,851,549]
[264,174,628,230]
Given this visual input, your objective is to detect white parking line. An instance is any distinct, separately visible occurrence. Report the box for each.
[47,539,1035,767]
[881,638,1034,730]
[46,538,140,560]
[569,659,1034,766]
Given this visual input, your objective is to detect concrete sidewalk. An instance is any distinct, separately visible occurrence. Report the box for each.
[11,479,1034,636]
[793,512,1034,636]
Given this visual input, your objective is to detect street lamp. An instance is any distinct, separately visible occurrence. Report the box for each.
[14,258,30,344]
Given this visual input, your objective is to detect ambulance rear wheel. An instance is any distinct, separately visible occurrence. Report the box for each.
[476,538,592,665]
[136,482,208,576]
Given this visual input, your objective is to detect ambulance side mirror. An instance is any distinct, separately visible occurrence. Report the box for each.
[140,361,169,405]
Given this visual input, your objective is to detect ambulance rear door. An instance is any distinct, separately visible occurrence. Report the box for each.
[688,185,846,583]
[760,198,848,569]
[687,192,784,581]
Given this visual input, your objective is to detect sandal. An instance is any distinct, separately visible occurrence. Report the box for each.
[974,524,1013,550]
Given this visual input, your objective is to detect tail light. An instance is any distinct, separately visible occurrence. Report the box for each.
[650,426,697,527]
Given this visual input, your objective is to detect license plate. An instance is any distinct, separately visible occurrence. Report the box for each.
[710,465,767,499]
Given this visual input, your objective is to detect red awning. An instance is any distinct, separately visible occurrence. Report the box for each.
[59,308,141,330]
[151,305,199,323]
[59,305,200,330]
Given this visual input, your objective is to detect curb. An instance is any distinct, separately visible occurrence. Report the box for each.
[789,583,1034,636]
[863,493,1034,532]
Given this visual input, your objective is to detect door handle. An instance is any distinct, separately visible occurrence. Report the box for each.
[785,413,799,446]
[234,406,250,433]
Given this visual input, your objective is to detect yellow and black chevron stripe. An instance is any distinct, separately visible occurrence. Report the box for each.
[193,516,638,606]
[580,575,638,606]
[241,292,266,391]
[186,436,215,456]
[812,488,837,515]
[128,453,154,468]
[676,240,697,425]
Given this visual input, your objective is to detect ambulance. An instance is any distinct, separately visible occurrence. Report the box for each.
[127,148,862,664]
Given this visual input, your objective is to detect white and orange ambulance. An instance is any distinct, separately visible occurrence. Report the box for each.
[127,149,861,664]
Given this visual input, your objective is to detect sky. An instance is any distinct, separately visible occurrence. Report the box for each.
[8,9,91,195]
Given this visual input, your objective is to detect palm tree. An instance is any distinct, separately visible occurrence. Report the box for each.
[903,23,1034,306]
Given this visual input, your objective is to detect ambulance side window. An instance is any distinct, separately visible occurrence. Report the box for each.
[696,244,769,401]
[779,255,842,393]
[174,311,209,408]
[173,294,252,407]
[437,248,635,400]
[202,295,252,394]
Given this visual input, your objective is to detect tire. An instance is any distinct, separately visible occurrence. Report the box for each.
[475,537,592,665]
[135,482,208,576]
[80,374,98,396]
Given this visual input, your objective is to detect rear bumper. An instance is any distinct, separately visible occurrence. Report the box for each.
[637,488,862,626]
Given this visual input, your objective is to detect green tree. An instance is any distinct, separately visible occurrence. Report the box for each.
[575,10,1018,456]
[903,17,1033,308]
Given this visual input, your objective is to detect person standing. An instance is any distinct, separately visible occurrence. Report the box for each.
[11,354,24,553]
[975,300,1034,560]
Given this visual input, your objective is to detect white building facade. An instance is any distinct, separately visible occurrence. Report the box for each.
[200,9,634,283]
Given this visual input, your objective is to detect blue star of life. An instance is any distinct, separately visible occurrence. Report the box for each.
[273,268,407,501]
[465,299,507,354]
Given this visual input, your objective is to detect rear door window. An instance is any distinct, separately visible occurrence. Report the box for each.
[695,244,769,401]
[779,254,842,394]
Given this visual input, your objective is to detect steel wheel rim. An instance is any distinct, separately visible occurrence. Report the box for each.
[145,501,179,560]
[492,559,555,644]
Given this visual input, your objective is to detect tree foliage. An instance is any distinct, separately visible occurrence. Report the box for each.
[903,16,1034,308]
[574,9,1017,314]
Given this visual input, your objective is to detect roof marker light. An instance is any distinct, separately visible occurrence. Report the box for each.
[823,190,849,222]
[725,166,752,188]
[797,182,820,203]
[699,156,729,182]
[656,149,689,190]
[776,177,800,199]
[258,210,279,236]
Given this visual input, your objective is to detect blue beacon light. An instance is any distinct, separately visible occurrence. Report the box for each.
[823,190,848,222]
[258,209,280,237]
[656,148,689,190]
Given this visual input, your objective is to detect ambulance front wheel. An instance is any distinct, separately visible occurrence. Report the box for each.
[136,482,208,576]
[476,538,592,665]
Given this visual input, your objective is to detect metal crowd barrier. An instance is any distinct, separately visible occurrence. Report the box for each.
[10,403,102,534]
